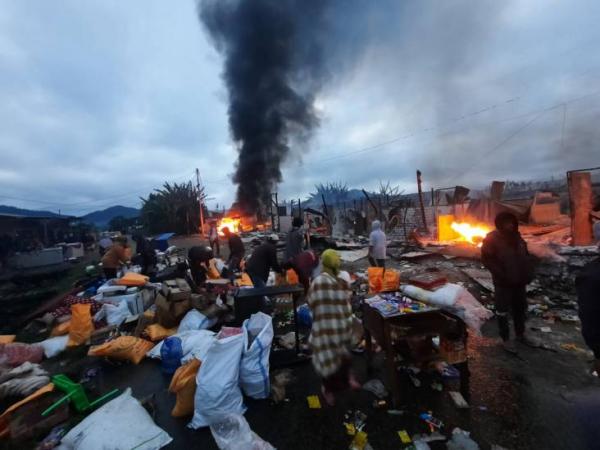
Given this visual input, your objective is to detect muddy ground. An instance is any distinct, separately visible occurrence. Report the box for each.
[4,234,600,449]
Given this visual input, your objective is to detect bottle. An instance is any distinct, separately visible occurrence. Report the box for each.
[160,336,183,375]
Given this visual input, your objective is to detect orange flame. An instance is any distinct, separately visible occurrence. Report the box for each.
[218,217,241,236]
[450,221,491,247]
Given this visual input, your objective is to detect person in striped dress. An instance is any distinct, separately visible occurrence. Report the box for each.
[307,249,359,405]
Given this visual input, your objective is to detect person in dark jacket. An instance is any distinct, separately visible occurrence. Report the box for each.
[134,234,156,276]
[285,217,306,261]
[481,212,536,352]
[223,227,245,272]
[284,249,320,294]
[188,245,214,287]
[245,234,282,288]
[576,248,600,374]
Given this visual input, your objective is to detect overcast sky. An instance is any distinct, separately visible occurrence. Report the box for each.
[1,0,600,216]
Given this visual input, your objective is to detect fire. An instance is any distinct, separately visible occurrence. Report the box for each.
[450,221,491,247]
[218,217,241,236]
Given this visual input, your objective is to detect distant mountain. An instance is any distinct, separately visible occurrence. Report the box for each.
[0,205,63,218]
[81,205,139,228]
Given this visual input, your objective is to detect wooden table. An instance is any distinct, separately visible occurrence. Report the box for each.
[362,303,467,407]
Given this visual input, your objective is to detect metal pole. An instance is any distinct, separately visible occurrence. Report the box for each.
[196,168,205,237]
[416,170,429,233]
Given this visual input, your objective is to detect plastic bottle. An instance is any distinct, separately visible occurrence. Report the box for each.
[160,336,183,375]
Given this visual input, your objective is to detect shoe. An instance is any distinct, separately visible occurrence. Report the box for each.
[502,340,518,354]
[517,335,541,348]
[321,385,335,406]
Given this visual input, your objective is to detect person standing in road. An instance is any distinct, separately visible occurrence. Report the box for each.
[245,234,282,288]
[101,236,130,279]
[222,227,245,272]
[285,217,306,262]
[481,212,537,353]
[307,249,359,406]
[576,228,600,375]
[208,221,220,257]
[368,220,386,268]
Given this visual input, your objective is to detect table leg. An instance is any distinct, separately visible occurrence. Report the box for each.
[383,322,401,408]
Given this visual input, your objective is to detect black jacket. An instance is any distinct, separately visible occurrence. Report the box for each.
[481,230,534,287]
[245,243,281,282]
[228,234,245,256]
[576,258,600,352]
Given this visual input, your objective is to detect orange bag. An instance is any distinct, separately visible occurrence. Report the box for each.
[367,267,384,294]
[0,383,54,439]
[235,273,254,287]
[67,304,93,347]
[116,272,149,286]
[88,336,153,364]
[286,269,300,285]
[145,324,177,342]
[168,359,201,417]
[0,335,16,344]
[382,269,400,291]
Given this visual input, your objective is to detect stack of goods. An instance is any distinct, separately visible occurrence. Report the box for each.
[365,293,435,318]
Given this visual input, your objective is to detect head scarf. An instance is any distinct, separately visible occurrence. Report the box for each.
[372,220,381,230]
[321,249,341,277]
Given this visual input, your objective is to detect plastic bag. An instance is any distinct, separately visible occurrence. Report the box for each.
[145,324,178,342]
[161,337,183,375]
[178,309,218,333]
[57,388,172,450]
[367,267,384,294]
[93,301,130,326]
[382,269,400,291]
[447,427,480,450]
[115,272,149,286]
[147,330,216,363]
[240,312,273,399]
[0,343,44,367]
[88,336,154,364]
[286,269,299,285]
[189,332,245,429]
[168,359,201,417]
[210,414,275,450]
[67,304,94,347]
[296,304,312,328]
[39,335,69,359]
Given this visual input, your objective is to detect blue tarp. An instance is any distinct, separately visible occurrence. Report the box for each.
[153,232,175,251]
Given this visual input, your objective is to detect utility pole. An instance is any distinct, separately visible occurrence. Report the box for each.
[416,170,429,233]
[196,168,205,237]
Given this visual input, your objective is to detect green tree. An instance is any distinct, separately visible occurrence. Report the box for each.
[140,182,206,235]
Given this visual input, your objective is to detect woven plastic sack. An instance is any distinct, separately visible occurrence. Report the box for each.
[67,304,93,347]
[88,336,154,364]
[240,312,273,399]
[168,359,201,417]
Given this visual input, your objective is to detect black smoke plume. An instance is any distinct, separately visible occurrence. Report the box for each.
[198,0,329,214]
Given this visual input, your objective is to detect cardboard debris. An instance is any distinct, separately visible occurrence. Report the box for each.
[461,268,495,292]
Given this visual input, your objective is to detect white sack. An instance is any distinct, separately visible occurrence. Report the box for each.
[401,283,493,334]
[38,335,69,358]
[57,388,172,450]
[240,312,273,399]
[189,333,246,429]
[178,309,218,333]
[93,301,130,326]
[210,414,275,450]
[147,330,215,363]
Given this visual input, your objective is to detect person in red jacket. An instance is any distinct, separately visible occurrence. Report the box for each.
[481,212,537,353]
